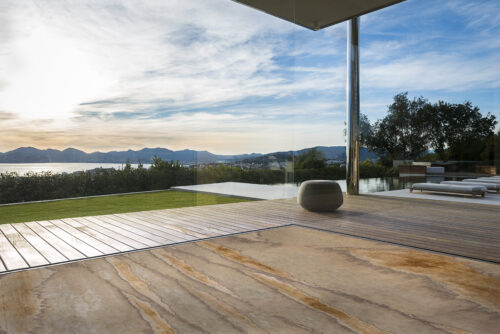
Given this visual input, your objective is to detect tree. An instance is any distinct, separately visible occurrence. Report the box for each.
[366,92,431,163]
[427,101,497,161]
[364,93,497,164]
[359,113,373,148]
[343,113,373,147]
[480,129,500,165]
[295,148,325,169]
[123,159,132,172]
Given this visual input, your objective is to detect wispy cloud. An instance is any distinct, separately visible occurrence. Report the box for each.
[447,0,500,31]
[0,111,16,121]
[362,52,500,91]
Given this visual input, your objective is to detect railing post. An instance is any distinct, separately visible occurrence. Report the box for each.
[346,17,360,195]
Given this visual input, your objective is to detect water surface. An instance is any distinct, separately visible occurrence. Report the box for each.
[0,163,152,175]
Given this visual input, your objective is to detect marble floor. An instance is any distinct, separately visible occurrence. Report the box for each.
[0,225,498,334]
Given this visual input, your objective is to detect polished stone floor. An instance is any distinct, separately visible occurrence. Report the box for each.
[1,226,498,334]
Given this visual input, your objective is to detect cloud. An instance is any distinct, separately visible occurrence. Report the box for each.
[0,108,346,154]
[0,111,16,121]
[362,52,500,92]
[0,0,300,120]
[447,0,500,31]
[0,0,498,152]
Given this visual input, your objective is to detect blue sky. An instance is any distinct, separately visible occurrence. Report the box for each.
[0,0,498,154]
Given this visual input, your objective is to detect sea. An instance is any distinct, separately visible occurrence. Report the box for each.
[0,163,152,176]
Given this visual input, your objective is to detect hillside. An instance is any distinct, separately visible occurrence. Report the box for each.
[0,146,377,164]
[241,146,377,164]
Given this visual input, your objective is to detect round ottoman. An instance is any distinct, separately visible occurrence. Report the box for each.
[297,180,343,212]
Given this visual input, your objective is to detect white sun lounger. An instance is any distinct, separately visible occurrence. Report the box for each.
[463,178,500,185]
[441,181,500,192]
[410,183,487,197]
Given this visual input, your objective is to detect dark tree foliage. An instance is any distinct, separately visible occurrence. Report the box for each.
[343,114,372,147]
[365,92,497,164]
[294,148,325,169]
[359,113,373,148]
[366,93,431,163]
[427,101,497,161]
[480,129,500,167]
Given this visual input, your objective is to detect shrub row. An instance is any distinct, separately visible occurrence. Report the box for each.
[0,159,397,204]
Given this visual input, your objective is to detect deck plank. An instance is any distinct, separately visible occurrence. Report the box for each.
[62,218,134,253]
[0,225,48,267]
[166,208,245,232]
[133,214,218,238]
[24,222,85,261]
[134,211,232,235]
[37,221,102,258]
[93,216,173,244]
[51,220,119,255]
[13,224,67,263]
[163,208,273,231]
[121,214,210,239]
[83,217,160,248]
[0,230,27,271]
[71,217,147,249]
[111,214,196,241]
[108,215,190,243]
[127,211,215,237]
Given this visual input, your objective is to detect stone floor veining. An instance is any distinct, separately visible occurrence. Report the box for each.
[0,225,498,334]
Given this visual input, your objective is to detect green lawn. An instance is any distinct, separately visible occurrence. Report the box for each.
[0,190,250,224]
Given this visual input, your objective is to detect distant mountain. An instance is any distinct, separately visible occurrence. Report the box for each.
[0,146,376,164]
[292,146,376,160]
[241,146,377,163]
[0,147,261,164]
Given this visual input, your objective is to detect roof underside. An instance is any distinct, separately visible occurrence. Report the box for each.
[233,0,405,30]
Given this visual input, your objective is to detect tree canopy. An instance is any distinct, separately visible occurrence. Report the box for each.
[364,92,497,164]
[294,148,326,169]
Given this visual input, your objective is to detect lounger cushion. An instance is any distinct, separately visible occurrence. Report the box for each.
[411,183,487,195]
[463,178,500,184]
[298,180,343,212]
[441,181,500,191]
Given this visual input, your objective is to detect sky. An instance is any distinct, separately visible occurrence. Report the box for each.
[0,0,499,154]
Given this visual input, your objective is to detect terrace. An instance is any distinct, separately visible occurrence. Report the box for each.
[1,0,499,333]
[0,196,499,332]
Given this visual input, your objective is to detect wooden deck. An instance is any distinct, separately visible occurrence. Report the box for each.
[0,194,499,273]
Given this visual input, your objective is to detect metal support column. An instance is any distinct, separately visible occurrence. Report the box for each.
[346,17,360,195]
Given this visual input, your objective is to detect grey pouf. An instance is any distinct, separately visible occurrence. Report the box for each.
[297,180,343,212]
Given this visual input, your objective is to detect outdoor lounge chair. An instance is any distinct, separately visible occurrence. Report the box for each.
[441,181,500,193]
[463,178,500,185]
[410,183,487,197]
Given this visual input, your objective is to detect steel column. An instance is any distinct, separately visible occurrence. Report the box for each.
[346,17,360,195]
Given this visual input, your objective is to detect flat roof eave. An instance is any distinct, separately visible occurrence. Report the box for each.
[233,0,405,30]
